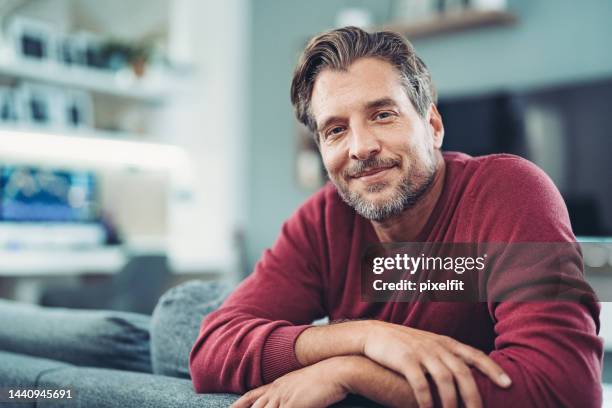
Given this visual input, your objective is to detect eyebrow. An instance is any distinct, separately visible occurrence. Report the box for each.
[316,97,399,133]
[364,97,398,111]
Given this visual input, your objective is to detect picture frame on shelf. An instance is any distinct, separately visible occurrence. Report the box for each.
[393,0,438,24]
[6,16,58,63]
[15,82,64,128]
[56,32,82,66]
[0,86,20,124]
[71,32,108,70]
[62,89,94,129]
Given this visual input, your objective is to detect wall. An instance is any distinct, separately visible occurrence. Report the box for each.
[414,0,612,97]
[157,0,249,280]
[246,0,612,270]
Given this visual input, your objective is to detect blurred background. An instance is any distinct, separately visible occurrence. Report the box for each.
[0,0,611,369]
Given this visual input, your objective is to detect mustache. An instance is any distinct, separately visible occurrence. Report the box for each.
[343,157,401,178]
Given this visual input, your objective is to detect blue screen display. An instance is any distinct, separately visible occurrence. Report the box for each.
[0,166,98,222]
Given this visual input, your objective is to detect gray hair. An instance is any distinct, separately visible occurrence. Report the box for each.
[290,26,437,142]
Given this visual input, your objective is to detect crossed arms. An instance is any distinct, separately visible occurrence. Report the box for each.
[190,254,602,408]
[232,320,511,408]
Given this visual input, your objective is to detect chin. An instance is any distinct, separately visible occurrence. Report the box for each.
[356,183,396,202]
[363,181,390,194]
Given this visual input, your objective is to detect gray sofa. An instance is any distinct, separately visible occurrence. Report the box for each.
[0,281,379,407]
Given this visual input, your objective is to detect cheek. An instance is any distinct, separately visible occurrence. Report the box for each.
[320,146,346,176]
[404,127,434,161]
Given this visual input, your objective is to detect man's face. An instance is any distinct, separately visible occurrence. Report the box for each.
[310,57,444,221]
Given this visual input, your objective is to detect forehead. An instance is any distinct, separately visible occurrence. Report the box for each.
[310,57,409,124]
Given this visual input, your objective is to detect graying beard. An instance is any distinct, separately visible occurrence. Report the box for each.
[336,164,436,222]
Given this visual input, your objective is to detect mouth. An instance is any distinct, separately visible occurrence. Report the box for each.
[350,165,396,182]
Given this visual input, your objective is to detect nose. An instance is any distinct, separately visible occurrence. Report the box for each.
[349,124,381,161]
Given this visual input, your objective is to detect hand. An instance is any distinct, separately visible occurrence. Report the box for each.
[363,321,512,408]
[230,357,350,408]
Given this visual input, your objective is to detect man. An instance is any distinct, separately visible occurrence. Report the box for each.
[190,27,602,408]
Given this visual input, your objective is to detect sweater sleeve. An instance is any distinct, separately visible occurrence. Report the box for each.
[466,156,603,407]
[189,192,328,394]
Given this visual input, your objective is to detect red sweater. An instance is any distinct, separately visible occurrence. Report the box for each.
[190,152,603,407]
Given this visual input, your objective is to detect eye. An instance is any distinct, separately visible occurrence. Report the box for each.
[325,126,346,139]
[374,111,394,121]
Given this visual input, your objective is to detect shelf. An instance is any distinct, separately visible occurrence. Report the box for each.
[381,9,517,40]
[0,126,191,173]
[0,247,126,276]
[0,53,181,103]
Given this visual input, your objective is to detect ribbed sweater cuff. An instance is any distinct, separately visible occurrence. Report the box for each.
[262,324,312,383]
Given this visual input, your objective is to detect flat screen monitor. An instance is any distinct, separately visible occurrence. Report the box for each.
[0,166,98,223]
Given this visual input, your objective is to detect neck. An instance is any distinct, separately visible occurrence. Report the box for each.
[371,151,446,243]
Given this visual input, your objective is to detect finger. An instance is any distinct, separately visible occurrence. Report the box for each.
[230,385,270,408]
[451,343,512,388]
[251,396,269,408]
[422,355,457,408]
[438,349,482,408]
[402,362,434,408]
[263,400,278,408]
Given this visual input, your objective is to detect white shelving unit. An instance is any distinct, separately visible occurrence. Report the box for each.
[380,9,517,39]
[0,126,192,173]
[0,0,246,286]
[0,247,125,276]
[0,55,178,103]
[0,6,185,278]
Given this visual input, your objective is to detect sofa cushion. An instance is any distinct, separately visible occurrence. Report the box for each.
[36,365,239,408]
[150,280,231,378]
[0,299,152,373]
[0,351,71,408]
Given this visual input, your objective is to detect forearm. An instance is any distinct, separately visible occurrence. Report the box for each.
[471,302,602,408]
[337,355,418,408]
[295,320,373,365]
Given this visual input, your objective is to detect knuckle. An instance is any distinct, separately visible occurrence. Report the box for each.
[455,364,472,377]
[437,371,453,384]
[439,336,456,349]
[438,335,452,344]
[400,350,416,363]
[414,381,430,394]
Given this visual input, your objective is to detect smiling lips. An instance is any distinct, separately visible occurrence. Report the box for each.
[351,165,396,181]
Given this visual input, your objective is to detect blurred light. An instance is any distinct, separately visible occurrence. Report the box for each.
[0,128,191,174]
[583,244,609,268]
[335,8,372,29]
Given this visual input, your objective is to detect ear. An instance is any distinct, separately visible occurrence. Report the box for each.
[426,103,444,149]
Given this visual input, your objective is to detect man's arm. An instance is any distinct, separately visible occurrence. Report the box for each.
[295,320,510,408]
[461,156,603,407]
[231,355,419,408]
[189,191,328,393]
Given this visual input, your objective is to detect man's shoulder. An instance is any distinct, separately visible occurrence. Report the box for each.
[444,152,551,195]
[445,151,539,175]
[472,152,541,173]
[451,152,572,241]
[465,153,553,194]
